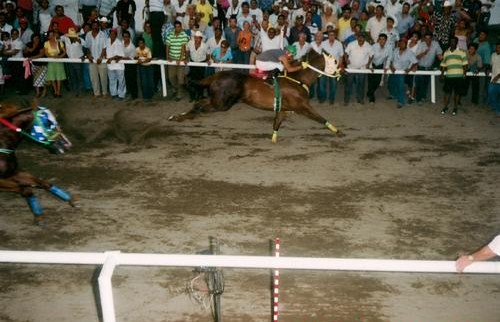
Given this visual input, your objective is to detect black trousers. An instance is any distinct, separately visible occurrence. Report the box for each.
[465,75,480,104]
[367,63,383,102]
[124,64,138,99]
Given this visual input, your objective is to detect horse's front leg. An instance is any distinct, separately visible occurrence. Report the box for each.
[271,111,287,143]
[297,105,345,137]
[168,98,214,122]
[13,171,77,206]
[0,176,46,225]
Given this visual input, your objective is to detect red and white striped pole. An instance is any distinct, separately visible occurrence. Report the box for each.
[273,238,280,322]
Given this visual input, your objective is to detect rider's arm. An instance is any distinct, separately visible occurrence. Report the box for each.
[279,55,302,73]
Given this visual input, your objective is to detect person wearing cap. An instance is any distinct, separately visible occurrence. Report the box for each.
[344,32,373,105]
[319,29,344,104]
[268,3,281,26]
[431,0,456,50]
[440,36,467,115]
[165,20,190,101]
[321,5,338,33]
[289,14,311,44]
[456,234,500,273]
[18,17,33,45]
[488,42,500,117]
[99,16,111,37]
[62,27,85,97]
[104,28,126,101]
[50,5,76,34]
[387,37,418,108]
[186,30,210,101]
[255,45,302,76]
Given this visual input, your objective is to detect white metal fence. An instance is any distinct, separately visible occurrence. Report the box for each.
[0,250,499,322]
[9,57,489,104]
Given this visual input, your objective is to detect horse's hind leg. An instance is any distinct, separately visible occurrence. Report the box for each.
[168,98,214,121]
[271,111,287,143]
[297,105,345,137]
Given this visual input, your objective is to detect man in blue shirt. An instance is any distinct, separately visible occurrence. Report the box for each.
[388,37,418,108]
[415,32,443,104]
[367,33,391,103]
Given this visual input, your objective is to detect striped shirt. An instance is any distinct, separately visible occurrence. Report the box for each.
[166,30,189,60]
[441,48,467,78]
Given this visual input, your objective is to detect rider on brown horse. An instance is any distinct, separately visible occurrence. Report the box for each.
[255,45,302,78]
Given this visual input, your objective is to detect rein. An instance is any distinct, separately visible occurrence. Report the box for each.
[301,61,341,80]
[0,117,51,147]
[278,74,310,94]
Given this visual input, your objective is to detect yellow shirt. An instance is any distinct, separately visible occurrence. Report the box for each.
[337,17,351,41]
[196,2,212,24]
[44,40,64,57]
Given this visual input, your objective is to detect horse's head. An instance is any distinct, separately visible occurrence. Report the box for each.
[0,103,71,154]
[300,50,342,82]
[30,106,72,154]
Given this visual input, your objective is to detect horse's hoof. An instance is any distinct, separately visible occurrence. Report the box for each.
[336,130,345,138]
[168,115,176,121]
[69,199,81,208]
[33,216,47,227]
[271,132,278,144]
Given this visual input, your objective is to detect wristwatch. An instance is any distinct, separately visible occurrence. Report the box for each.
[467,255,474,261]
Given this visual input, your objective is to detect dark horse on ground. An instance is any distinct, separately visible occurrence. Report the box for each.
[169,50,345,143]
[0,101,76,225]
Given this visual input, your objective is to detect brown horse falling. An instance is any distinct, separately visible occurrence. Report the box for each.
[0,102,76,225]
[169,50,344,142]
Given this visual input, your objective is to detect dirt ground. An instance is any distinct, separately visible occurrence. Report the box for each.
[0,89,499,322]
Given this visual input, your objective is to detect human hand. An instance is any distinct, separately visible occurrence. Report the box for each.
[97,58,102,64]
[456,255,474,273]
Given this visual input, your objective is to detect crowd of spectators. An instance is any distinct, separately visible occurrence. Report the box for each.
[0,0,498,116]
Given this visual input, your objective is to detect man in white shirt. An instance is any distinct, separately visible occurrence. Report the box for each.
[319,29,344,104]
[344,32,373,105]
[186,31,210,101]
[62,27,85,96]
[487,42,500,117]
[366,5,387,44]
[85,20,108,97]
[104,28,126,100]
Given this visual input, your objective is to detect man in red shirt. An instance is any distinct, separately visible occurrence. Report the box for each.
[50,5,75,34]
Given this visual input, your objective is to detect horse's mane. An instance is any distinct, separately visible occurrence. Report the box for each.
[286,50,325,86]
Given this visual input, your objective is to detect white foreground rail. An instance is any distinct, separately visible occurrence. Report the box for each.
[1,250,499,322]
[9,57,488,103]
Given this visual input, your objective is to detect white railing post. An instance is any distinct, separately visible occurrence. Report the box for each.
[160,65,167,98]
[98,251,120,322]
[431,74,436,104]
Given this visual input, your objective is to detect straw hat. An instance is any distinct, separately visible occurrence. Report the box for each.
[65,27,79,38]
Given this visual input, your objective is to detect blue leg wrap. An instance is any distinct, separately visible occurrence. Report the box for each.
[49,185,71,202]
[26,195,43,217]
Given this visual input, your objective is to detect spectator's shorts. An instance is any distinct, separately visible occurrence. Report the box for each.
[443,77,466,95]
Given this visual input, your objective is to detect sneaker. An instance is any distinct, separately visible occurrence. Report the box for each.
[441,107,449,115]
[451,108,458,116]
